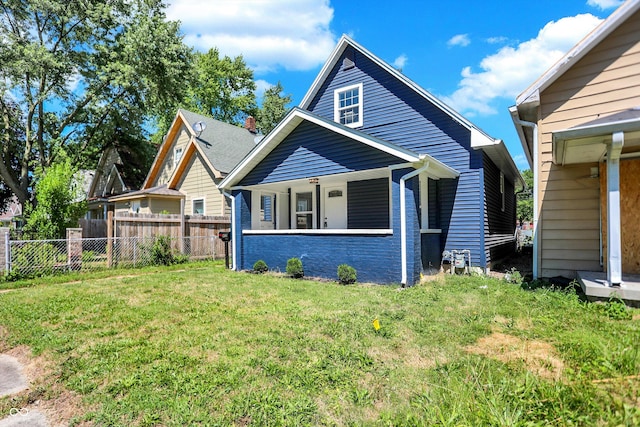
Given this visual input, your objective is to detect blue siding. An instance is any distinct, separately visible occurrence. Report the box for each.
[483,153,517,265]
[240,120,405,186]
[235,167,422,285]
[306,45,487,268]
[347,178,389,229]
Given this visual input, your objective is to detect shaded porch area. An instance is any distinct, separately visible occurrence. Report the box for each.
[577,270,640,303]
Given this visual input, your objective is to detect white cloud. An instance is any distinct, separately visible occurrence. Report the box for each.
[255,79,274,100]
[393,54,408,70]
[165,0,337,73]
[486,36,508,44]
[441,14,603,116]
[447,34,471,47]
[586,0,623,10]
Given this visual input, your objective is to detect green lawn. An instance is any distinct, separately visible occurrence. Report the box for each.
[1,261,639,426]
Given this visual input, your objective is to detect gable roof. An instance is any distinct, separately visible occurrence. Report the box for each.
[143,109,258,189]
[88,145,148,199]
[516,0,640,108]
[219,107,459,189]
[301,35,500,149]
[300,34,522,185]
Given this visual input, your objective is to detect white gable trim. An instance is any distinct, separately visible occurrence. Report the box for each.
[300,34,498,146]
[516,0,640,107]
[220,108,423,189]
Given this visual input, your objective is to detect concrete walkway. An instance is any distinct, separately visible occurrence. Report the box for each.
[0,354,48,427]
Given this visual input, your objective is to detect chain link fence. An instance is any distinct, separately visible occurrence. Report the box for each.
[3,235,226,279]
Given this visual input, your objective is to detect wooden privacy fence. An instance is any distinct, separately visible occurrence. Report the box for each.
[79,219,108,238]
[110,212,231,260]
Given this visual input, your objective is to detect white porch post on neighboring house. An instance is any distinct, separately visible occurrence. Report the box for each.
[607,131,624,286]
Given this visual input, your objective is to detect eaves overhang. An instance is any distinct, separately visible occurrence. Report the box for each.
[553,108,640,165]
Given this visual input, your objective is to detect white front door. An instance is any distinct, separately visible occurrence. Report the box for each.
[323,185,347,229]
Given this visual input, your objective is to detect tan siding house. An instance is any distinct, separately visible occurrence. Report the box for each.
[110,109,258,217]
[512,0,640,299]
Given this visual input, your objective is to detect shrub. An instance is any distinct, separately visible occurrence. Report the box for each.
[253,260,269,274]
[337,264,357,285]
[151,235,175,266]
[286,257,304,278]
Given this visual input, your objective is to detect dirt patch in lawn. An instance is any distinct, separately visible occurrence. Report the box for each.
[465,332,564,380]
[2,345,91,427]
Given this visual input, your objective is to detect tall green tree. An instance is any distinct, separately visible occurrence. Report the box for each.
[0,0,192,208]
[517,169,533,224]
[256,82,292,135]
[188,48,257,126]
[23,157,87,239]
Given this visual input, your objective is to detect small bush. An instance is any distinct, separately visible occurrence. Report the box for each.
[286,257,304,278]
[337,264,357,285]
[253,260,269,274]
[151,235,175,266]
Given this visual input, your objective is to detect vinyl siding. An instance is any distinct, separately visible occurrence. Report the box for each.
[483,153,516,265]
[306,46,487,267]
[347,178,389,229]
[149,198,180,214]
[175,152,228,216]
[240,120,406,186]
[154,124,191,186]
[536,9,640,278]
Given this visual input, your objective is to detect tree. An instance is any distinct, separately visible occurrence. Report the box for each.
[256,82,292,134]
[23,157,87,239]
[517,169,533,224]
[188,48,257,126]
[0,0,192,208]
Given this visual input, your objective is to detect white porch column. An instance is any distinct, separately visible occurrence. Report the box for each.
[606,132,624,286]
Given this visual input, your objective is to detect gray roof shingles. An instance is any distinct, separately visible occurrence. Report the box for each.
[178,109,258,174]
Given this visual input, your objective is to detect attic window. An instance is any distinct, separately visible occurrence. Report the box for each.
[334,83,363,128]
[174,147,184,169]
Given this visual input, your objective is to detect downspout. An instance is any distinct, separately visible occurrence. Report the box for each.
[513,118,539,280]
[400,162,430,285]
[221,190,237,271]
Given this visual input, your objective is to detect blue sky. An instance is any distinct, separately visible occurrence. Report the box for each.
[165,0,625,171]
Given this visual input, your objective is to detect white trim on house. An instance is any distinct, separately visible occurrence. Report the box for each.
[334,83,363,128]
[300,34,500,148]
[516,0,640,107]
[192,197,205,215]
[219,108,424,190]
[243,229,393,235]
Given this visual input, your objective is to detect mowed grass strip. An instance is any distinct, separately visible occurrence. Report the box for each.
[1,261,640,426]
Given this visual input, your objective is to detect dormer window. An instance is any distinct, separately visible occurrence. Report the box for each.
[334,83,363,128]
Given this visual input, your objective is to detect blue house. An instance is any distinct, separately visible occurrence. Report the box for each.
[220,35,522,285]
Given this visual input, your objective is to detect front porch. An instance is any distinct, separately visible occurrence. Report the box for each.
[577,270,640,303]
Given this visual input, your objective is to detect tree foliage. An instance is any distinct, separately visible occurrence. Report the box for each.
[188,48,257,126]
[0,0,192,207]
[23,157,87,240]
[517,169,533,223]
[256,81,292,135]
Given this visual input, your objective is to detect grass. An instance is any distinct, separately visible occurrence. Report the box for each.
[0,261,639,426]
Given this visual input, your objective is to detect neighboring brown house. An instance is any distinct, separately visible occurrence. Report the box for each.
[86,145,148,219]
[110,109,259,216]
[511,0,640,298]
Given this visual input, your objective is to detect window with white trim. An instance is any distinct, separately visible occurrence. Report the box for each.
[174,147,184,169]
[193,198,205,215]
[334,83,363,128]
[295,191,314,229]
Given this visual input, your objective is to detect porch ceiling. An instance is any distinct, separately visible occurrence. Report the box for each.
[553,108,640,165]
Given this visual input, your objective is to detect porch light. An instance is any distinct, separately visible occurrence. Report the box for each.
[309,177,319,184]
